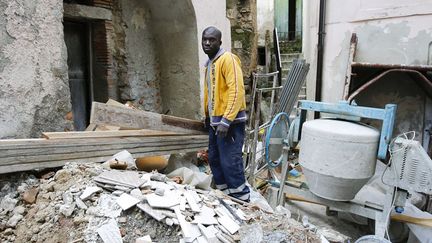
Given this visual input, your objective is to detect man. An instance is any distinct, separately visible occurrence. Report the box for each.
[202,26,250,202]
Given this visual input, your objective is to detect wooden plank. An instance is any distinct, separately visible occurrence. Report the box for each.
[90,102,205,134]
[342,33,358,100]
[0,146,206,174]
[42,129,181,139]
[0,135,208,149]
[0,133,208,174]
[0,138,207,156]
[0,140,207,162]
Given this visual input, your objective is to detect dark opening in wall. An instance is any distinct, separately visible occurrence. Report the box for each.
[64,0,91,5]
[257,46,266,66]
[288,0,296,41]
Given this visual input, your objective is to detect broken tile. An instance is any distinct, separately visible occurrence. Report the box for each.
[216,232,232,243]
[145,192,179,209]
[80,186,102,200]
[97,219,122,243]
[75,197,88,210]
[135,235,152,243]
[185,191,201,213]
[95,171,145,188]
[192,206,217,225]
[116,193,140,210]
[130,188,144,201]
[198,224,219,243]
[236,208,246,221]
[179,196,186,211]
[149,181,174,191]
[174,206,201,242]
[137,203,166,221]
[217,215,240,235]
[196,236,208,243]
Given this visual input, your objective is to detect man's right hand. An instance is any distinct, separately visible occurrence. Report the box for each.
[203,117,210,129]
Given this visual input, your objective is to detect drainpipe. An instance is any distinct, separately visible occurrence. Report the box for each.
[315,0,326,118]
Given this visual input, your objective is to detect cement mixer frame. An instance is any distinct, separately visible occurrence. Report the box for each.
[268,100,401,238]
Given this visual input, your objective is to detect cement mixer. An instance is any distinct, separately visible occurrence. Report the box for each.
[265,100,432,239]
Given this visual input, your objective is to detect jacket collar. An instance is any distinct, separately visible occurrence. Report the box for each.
[204,48,225,66]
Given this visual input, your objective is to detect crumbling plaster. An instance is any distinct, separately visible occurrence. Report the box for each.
[0,0,73,138]
[112,0,162,113]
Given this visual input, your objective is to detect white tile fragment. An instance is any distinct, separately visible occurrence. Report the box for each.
[97,219,122,243]
[217,215,240,235]
[179,196,186,211]
[80,186,102,200]
[198,224,219,243]
[136,235,152,243]
[174,207,201,242]
[185,191,201,213]
[116,193,140,210]
[146,192,179,209]
[137,203,166,221]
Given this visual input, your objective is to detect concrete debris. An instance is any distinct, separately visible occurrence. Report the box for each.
[239,223,263,243]
[22,187,39,204]
[7,214,23,228]
[0,161,322,243]
[0,196,18,213]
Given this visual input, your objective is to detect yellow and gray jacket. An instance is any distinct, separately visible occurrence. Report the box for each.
[204,48,247,127]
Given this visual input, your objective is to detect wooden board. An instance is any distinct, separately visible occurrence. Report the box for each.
[42,129,181,139]
[90,102,206,134]
[0,134,208,174]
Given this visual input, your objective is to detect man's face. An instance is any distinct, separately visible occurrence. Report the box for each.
[202,30,221,57]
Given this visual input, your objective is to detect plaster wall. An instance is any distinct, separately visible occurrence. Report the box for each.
[0,0,73,138]
[303,0,432,103]
[115,0,162,113]
[257,0,274,46]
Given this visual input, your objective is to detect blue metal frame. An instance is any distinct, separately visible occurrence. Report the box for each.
[297,100,397,160]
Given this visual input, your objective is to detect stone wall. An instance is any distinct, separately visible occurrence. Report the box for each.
[226,0,258,78]
[0,0,73,138]
[112,0,162,112]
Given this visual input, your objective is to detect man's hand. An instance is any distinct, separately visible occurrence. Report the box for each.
[216,124,229,138]
[202,117,210,129]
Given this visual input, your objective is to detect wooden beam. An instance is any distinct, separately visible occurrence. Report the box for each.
[42,129,181,139]
[90,102,206,134]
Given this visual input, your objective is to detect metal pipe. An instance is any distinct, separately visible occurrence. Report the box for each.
[348,69,432,102]
[315,0,327,118]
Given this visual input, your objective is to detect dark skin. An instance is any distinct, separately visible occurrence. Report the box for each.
[202,27,228,138]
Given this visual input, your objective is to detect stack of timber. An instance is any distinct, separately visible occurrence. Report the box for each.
[0,101,208,174]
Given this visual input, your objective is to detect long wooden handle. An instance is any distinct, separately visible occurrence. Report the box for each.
[286,194,432,228]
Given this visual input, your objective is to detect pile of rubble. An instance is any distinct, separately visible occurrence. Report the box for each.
[0,162,321,243]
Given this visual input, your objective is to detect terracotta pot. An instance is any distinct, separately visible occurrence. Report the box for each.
[135,156,168,172]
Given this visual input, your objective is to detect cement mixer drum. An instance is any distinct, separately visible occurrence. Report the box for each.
[299,119,380,201]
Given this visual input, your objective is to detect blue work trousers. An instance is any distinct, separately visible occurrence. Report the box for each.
[208,122,250,201]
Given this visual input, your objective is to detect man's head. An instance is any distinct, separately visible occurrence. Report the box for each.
[202,26,222,59]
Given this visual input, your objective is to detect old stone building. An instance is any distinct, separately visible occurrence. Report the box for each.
[0,0,255,138]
